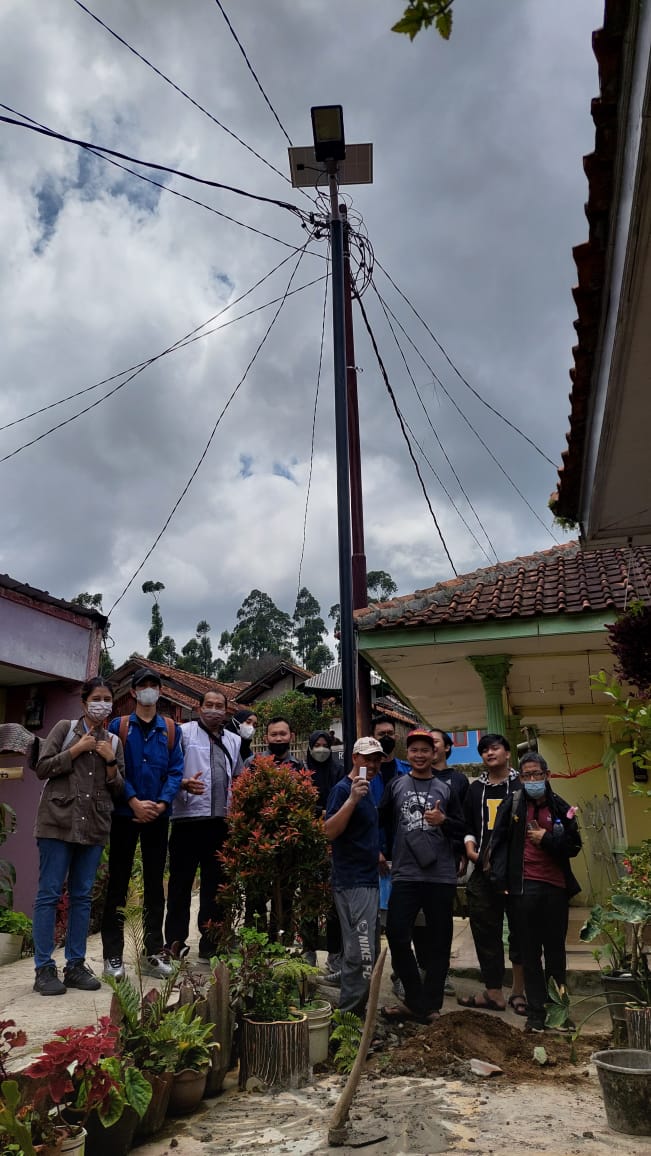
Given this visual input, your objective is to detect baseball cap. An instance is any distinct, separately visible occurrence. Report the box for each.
[406,728,435,747]
[352,736,384,756]
[131,667,162,689]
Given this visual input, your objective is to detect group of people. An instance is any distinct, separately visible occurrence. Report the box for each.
[30,671,581,1037]
[325,725,581,1034]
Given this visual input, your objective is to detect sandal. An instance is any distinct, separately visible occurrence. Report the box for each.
[507,994,528,1016]
[457,991,505,1011]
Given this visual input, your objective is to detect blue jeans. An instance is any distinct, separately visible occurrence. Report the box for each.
[32,839,104,969]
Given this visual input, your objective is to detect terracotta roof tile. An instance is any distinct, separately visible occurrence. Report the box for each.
[354,542,651,631]
[553,0,632,518]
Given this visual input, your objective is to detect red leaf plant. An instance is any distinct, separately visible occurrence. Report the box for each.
[24,1017,121,1120]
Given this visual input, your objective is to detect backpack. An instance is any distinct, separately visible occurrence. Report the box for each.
[62,722,119,756]
[117,715,176,752]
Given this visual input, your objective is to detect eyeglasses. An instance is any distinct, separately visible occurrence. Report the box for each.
[519,770,547,781]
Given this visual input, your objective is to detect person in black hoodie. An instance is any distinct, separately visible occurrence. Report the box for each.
[458,734,526,1013]
[487,751,581,1033]
[301,731,346,971]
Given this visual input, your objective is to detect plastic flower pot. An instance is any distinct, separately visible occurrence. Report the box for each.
[592,1049,651,1136]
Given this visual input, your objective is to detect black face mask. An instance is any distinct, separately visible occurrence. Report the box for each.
[268,741,290,758]
[379,735,395,755]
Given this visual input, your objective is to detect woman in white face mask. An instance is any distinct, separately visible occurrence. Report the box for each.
[31,678,125,996]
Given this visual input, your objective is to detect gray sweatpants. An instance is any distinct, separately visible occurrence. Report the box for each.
[333,886,380,1016]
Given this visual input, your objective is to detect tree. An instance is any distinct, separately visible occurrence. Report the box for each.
[177,621,224,678]
[71,592,114,677]
[293,587,334,673]
[250,690,336,742]
[392,1,454,40]
[219,590,293,680]
[329,570,398,647]
[141,580,176,665]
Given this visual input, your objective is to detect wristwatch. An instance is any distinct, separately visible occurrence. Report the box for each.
[106,759,118,767]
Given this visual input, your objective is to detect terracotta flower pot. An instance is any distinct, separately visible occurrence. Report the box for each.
[167,1066,209,1116]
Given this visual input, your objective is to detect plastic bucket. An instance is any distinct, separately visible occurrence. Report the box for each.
[592,1049,651,1135]
[304,999,332,1066]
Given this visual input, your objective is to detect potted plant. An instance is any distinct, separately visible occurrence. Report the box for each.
[220,924,317,1090]
[176,957,234,1095]
[0,803,27,967]
[23,1016,151,1156]
[156,1002,216,1116]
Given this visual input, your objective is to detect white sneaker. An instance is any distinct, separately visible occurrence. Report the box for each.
[103,957,126,980]
[141,952,175,979]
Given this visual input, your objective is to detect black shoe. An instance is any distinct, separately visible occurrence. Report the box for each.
[63,961,101,991]
[34,964,67,996]
[524,1019,545,1034]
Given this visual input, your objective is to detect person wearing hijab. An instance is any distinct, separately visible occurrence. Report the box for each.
[227,709,258,762]
[303,731,346,972]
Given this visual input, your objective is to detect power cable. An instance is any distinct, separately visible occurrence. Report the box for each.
[371,280,560,545]
[107,245,309,616]
[0,268,325,461]
[0,103,315,253]
[0,246,313,431]
[296,245,330,602]
[71,0,292,187]
[371,282,499,564]
[0,113,310,220]
[355,293,458,577]
[213,0,293,148]
[375,258,557,468]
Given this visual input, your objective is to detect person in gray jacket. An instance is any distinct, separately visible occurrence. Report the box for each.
[164,689,242,960]
[32,677,124,996]
[380,728,465,1023]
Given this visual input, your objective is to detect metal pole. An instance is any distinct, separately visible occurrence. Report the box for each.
[329,169,356,769]
[341,206,372,735]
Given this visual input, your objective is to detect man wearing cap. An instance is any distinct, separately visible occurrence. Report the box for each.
[324,737,384,1016]
[101,669,184,980]
[380,728,465,1023]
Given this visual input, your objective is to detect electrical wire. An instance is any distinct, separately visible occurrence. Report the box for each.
[71,0,292,187]
[0,113,310,220]
[0,103,316,254]
[0,269,325,462]
[371,283,499,564]
[0,246,314,432]
[107,245,309,616]
[296,245,330,602]
[355,292,458,577]
[375,258,557,468]
[371,279,560,545]
[213,0,293,148]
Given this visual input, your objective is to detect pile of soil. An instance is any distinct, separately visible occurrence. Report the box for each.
[370,1010,610,1083]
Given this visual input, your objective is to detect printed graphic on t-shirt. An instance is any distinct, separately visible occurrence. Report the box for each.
[401,784,434,831]
[486,797,502,829]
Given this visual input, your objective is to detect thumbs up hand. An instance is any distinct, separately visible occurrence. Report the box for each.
[424,799,446,827]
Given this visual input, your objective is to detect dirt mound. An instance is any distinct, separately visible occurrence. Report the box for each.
[371,1010,610,1083]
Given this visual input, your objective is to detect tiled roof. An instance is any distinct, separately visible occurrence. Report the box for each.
[234,660,313,704]
[354,542,651,631]
[110,655,246,704]
[552,0,632,518]
[302,663,381,690]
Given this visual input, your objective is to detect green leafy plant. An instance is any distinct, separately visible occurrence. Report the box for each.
[250,690,336,740]
[220,924,318,1022]
[592,670,651,795]
[150,1003,216,1072]
[0,1079,39,1156]
[218,755,330,939]
[392,0,453,40]
[579,843,651,978]
[546,977,647,1062]
[330,1009,363,1074]
[0,910,31,938]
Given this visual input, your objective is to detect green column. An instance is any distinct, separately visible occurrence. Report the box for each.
[468,655,512,736]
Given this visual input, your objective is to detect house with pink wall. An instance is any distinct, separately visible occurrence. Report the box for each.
[0,575,106,915]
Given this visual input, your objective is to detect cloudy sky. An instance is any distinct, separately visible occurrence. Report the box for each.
[0,0,602,666]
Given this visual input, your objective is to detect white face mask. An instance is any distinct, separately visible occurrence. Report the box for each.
[136,688,159,706]
[310,747,331,763]
[238,723,255,739]
[86,701,112,721]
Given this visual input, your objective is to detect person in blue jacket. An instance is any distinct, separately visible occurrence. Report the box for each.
[101,668,183,980]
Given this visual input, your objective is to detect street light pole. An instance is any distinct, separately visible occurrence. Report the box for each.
[288,109,373,769]
[328,171,356,769]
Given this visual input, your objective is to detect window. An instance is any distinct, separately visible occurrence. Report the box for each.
[453,731,469,747]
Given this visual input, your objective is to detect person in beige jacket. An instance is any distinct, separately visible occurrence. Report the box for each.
[32,677,124,996]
